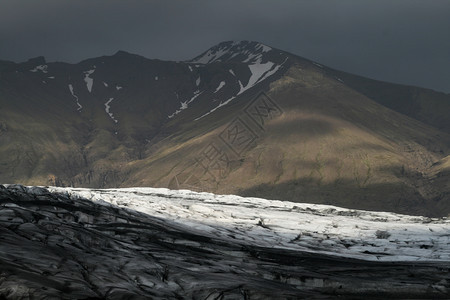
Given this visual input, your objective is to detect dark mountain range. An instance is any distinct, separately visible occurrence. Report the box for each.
[1,41,449,217]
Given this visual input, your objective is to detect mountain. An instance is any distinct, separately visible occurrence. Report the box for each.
[1,41,449,217]
[1,185,449,298]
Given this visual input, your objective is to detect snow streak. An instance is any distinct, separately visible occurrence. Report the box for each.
[104,98,118,123]
[68,84,82,111]
[84,68,95,93]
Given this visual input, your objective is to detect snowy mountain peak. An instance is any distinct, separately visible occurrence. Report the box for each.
[189,40,275,64]
[172,41,290,120]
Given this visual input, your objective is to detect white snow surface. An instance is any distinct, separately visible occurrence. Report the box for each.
[336,77,344,83]
[30,65,48,73]
[83,68,95,93]
[191,47,229,64]
[104,98,118,123]
[168,90,203,119]
[195,58,288,120]
[312,62,324,69]
[48,187,450,263]
[190,41,272,64]
[68,84,82,111]
[116,85,123,90]
[214,81,226,93]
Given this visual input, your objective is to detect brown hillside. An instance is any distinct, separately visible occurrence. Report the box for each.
[1,42,449,216]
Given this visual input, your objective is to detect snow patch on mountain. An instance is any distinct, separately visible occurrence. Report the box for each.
[335,77,344,83]
[194,97,236,121]
[168,90,203,119]
[116,85,123,90]
[83,68,95,93]
[248,57,287,87]
[30,65,48,73]
[190,41,273,64]
[242,54,262,64]
[188,90,202,104]
[68,84,82,111]
[180,101,188,110]
[242,61,276,92]
[258,43,272,53]
[196,58,288,120]
[241,43,271,64]
[312,62,324,69]
[214,81,226,93]
[104,98,118,123]
[103,82,108,87]
[48,186,450,263]
[191,47,228,64]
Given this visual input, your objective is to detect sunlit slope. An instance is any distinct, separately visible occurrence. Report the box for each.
[0,42,449,216]
[132,61,450,217]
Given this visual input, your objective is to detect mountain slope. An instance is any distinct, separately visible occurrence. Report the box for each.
[0,41,291,187]
[325,67,450,134]
[0,41,449,216]
[134,58,450,217]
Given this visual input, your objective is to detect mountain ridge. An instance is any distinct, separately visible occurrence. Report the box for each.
[1,40,449,217]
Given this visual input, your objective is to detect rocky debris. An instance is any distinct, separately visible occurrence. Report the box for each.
[0,185,449,299]
[0,122,7,134]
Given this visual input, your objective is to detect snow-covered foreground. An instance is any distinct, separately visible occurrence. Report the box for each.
[50,186,450,262]
[1,185,449,299]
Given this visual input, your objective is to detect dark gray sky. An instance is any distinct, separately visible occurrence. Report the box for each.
[1,0,449,93]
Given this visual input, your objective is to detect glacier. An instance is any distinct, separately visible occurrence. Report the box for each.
[0,184,449,299]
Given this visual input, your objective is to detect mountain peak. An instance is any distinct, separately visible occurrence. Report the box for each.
[189,40,275,64]
[25,56,46,65]
[109,50,146,61]
[113,50,132,56]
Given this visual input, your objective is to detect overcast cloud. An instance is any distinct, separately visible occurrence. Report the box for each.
[1,0,449,93]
